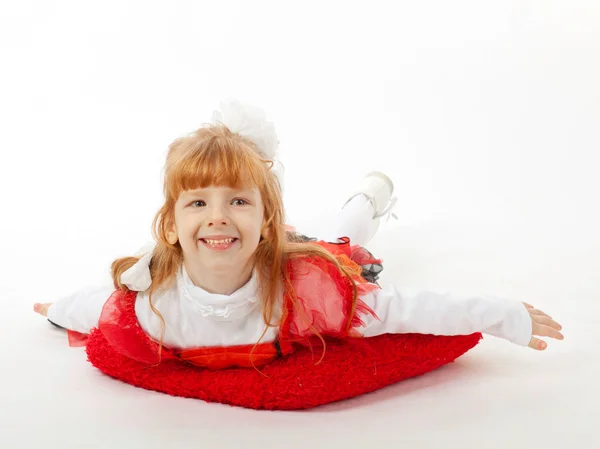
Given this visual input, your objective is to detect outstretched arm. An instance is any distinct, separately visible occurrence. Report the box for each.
[34,284,116,334]
[357,284,563,350]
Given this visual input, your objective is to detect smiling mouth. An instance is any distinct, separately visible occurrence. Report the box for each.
[201,237,236,244]
[199,237,238,249]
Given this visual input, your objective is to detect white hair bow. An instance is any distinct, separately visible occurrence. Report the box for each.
[211,99,285,192]
[211,99,279,159]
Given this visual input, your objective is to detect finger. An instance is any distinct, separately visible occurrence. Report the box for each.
[532,322,564,340]
[523,302,534,309]
[528,308,552,319]
[531,315,563,331]
[528,337,547,351]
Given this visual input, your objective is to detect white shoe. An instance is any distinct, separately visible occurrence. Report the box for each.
[343,171,398,220]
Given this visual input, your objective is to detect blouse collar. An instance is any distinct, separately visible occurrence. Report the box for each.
[176,265,260,321]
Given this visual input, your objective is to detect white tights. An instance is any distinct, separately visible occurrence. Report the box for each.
[313,195,379,247]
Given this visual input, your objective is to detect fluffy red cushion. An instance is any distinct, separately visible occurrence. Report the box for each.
[86,330,482,410]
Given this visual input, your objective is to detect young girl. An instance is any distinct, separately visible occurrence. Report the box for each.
[34,101,563,371]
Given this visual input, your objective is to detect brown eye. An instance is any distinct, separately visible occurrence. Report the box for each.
[191,200,206,207]
[232,199,249,206]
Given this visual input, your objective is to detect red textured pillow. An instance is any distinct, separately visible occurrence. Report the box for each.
[86,330,482,410]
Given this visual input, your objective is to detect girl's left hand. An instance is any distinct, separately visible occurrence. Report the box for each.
[33,303,52,317]
[523,302,564,350]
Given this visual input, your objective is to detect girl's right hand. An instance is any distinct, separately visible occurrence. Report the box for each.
[523,302,564,350]
[33,303,52,317]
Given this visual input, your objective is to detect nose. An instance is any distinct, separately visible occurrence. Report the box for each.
[206,204,230,227]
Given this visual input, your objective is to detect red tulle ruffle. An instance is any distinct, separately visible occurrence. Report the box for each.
[283,237,380,342]
[97,289,176,365]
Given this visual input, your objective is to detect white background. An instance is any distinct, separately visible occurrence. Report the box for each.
[0,1,598,448]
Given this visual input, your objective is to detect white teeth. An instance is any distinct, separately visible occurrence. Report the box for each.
[205,238,234,245]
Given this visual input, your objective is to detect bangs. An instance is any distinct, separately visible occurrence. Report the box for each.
[166,134,270,199]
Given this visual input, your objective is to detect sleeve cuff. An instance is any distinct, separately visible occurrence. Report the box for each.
[510,301,533,346]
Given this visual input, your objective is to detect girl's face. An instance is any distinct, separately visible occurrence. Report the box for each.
[170,185,265,278]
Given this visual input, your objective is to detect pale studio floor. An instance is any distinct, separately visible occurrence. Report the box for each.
[1,223,598,449]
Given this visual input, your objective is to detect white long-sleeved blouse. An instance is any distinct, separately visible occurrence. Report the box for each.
[47,264,532,350]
